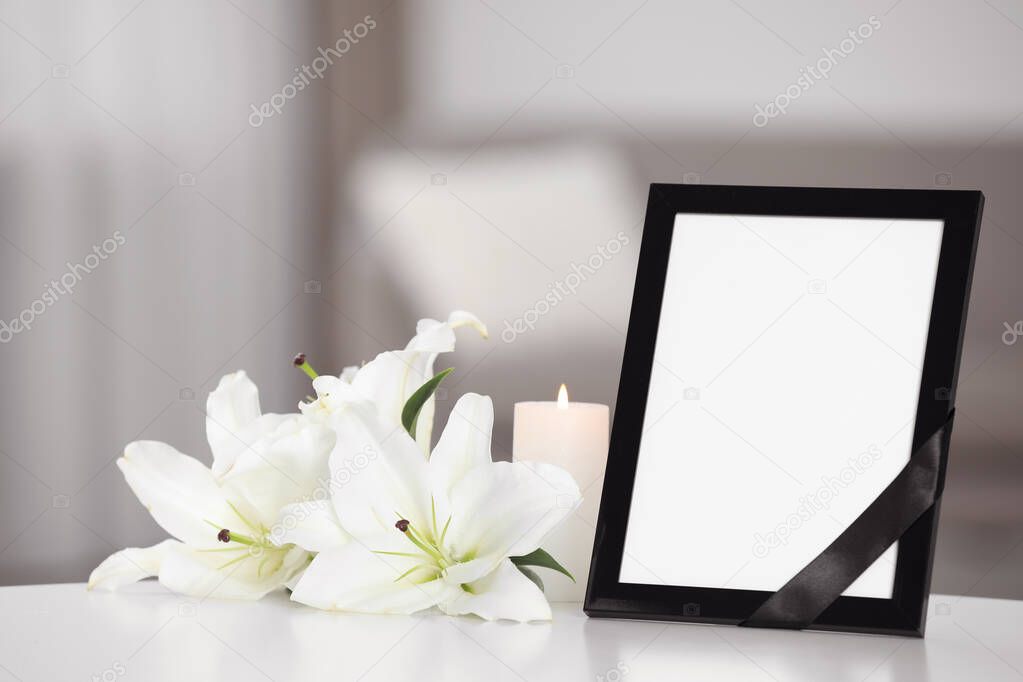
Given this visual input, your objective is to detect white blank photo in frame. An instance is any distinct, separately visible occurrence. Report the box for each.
[618,213,944,599]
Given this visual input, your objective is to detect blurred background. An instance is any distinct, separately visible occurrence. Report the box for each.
[0,0,1020,601]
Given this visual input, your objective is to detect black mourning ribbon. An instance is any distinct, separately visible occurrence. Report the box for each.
[740,411,955,630]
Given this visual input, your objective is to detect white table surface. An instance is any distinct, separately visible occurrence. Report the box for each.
[0,583,1020,681]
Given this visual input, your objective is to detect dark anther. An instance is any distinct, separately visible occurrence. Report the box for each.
[292,353,307,367]
[217,529,231,543]
[395,519,410,532]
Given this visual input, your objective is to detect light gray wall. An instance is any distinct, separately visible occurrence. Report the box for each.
[1,0,1020,601]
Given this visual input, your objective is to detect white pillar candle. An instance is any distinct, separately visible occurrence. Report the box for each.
[513,384,609,602]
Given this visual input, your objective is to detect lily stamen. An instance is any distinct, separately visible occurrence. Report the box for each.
[207,522,293,574]
[293,353,319,380]
[393,515,451,567]
[213,527,259,547]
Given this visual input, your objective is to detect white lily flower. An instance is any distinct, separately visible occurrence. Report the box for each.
[300,310,488,452]
[283,392,580,622]
[88,371,336,600]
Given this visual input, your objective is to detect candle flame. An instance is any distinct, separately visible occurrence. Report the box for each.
[557,383,569,409]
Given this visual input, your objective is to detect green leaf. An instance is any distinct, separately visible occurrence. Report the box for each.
[510,548,575,583]
[516,565,544,593]
[400,367,454,438]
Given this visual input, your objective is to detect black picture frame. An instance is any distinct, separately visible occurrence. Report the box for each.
[584,183,983,636]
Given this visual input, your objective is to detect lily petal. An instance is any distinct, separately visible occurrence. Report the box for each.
[407,311,489,352]
[118,441,248,548]
[299,375,366,420]
[429,393,494,527]
[440,557,496,586]
[209,413,294,480]
[219,418,336,529]
[430,393,494,496]
[158,543,309,600]
[327,401,432,541]
[273,501,349,553]
[446,461,580,570]
[206,371,262,475]
[290,534,456,614]
[87,540,177,591]
[440,559,552,622]
[351,311,487,451]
